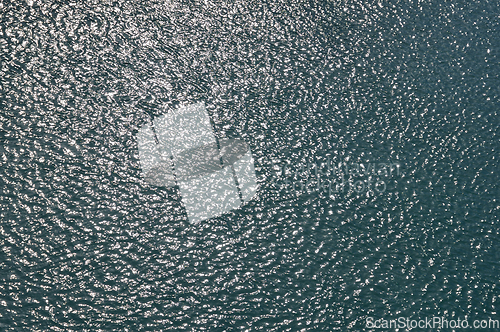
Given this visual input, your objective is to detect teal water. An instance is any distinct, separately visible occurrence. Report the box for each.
[0,0,498,330]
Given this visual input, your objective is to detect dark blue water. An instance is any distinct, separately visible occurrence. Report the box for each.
[1,0,498,330]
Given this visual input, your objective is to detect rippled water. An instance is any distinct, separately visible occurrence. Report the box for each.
[1,0,498,330]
